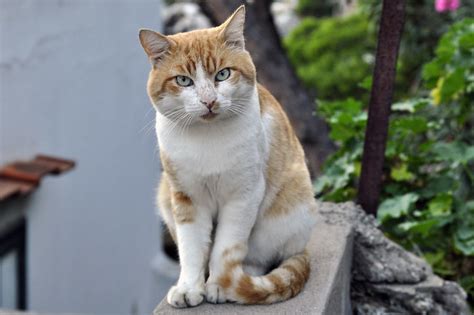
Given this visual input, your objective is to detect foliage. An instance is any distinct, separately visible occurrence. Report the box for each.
[359,0,474,96]
[296,0,337,17]
[284,14,375,101]
[288,0,474,101]
[314,19,474,301]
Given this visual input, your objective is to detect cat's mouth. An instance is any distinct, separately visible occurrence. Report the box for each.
[200,112,218,121]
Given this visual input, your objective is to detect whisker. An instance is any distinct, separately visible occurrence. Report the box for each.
[139,118,156,135]
[144,106,155,119]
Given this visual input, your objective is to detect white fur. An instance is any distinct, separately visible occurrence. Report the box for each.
[155,63,314,307]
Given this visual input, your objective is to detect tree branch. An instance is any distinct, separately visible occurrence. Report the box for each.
[358,0,405,214]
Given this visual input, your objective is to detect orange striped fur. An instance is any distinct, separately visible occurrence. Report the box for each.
[139,5,317,308]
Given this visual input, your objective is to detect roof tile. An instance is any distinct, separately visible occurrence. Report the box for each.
[0,154,75,202]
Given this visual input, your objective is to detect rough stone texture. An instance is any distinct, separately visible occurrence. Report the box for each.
[353,279,470,315]
[318,202,470,315]
[319,202,431,284]
[154,213,354,314]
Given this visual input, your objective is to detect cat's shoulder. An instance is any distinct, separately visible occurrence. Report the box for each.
[257,84,293,129]
[257,84,281,116]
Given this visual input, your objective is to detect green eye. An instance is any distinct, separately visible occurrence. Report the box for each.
[176,75,193,87]
[215,68,231,82]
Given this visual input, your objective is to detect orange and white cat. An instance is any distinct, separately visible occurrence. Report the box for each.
[139,5,317,308]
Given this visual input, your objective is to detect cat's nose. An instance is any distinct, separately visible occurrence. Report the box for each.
[200,99,216,111]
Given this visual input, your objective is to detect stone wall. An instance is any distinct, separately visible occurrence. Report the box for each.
[319,202,470,315]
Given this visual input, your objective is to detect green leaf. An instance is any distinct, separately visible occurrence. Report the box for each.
[432,142,474,165]
[315,154,357,200]
[329,123,354,143]
[391,163,414,182]
[420,175,456,198]
[377,193,419,223]
[314,175,330,195]
[464,200,474,211]
[460,276,474,295]
[427,193,453,217]
[398,219,439,236]
[318,98,365,121]
[456,225,474,241]
[423,61,443,86]
[454,236,474,256]
[456,201,474,241]
[459,32,474,50]
[391,116,428,134]
[358,76,372,90]
[439,68,465,102]
[424,251,457,276]
[465,146,474,162]
[423,251,444,267]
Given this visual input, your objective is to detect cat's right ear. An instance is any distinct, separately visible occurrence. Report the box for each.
[139,29,171,65]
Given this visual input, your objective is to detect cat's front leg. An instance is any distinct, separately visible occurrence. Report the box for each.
[205,177,265,304]
[167,191,212,308]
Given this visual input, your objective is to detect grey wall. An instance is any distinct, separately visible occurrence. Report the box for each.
[0,0,171,313]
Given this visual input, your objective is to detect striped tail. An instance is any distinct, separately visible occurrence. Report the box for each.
[222,251,310,304]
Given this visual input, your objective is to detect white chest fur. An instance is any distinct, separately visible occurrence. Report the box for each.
[155,95,272,211]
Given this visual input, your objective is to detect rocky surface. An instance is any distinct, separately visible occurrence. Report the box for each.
[318,202,470,315]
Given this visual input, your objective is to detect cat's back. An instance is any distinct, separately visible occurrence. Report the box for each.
[257,83,304,159]
[257,83,314,215]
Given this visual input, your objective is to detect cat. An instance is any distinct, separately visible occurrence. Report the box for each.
[139,5,317,308]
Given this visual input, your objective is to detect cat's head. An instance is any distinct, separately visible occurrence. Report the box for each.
[139,5,256,124]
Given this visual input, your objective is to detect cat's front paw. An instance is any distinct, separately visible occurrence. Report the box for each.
[205,282,228,304]
[167,285,205,308]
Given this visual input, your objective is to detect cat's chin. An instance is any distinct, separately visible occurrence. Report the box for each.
[199,112,219,122]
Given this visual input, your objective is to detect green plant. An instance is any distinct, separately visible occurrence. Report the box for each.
[288,0,474,101]
[315,18,474,302]
[296,0,336,17]
[359,0,474,96]
[284,14,376,101]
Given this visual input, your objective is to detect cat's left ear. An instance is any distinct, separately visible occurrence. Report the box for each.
[219,5,246,49]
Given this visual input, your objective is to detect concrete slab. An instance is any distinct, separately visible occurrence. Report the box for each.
[154,214,353,315]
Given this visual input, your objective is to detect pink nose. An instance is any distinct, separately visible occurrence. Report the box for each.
[200,99,216,110]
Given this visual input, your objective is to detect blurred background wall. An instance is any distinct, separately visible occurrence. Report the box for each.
[0,0,174,313]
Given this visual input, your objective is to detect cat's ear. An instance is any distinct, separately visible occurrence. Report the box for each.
[219,5,246,49]
[139,29,171,65]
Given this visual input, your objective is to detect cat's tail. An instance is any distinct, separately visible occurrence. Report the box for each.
[222,250,310,304]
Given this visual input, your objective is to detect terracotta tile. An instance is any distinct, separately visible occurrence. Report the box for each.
[0,154,75,202]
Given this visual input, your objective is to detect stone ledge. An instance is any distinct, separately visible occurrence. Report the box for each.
[154,211,354,314]
[321,202,470,315]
